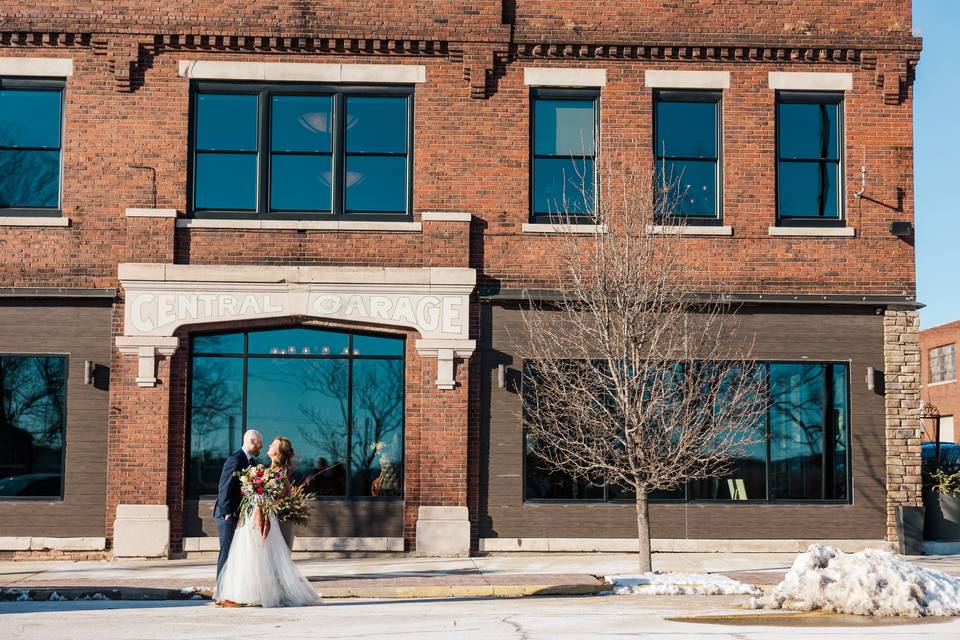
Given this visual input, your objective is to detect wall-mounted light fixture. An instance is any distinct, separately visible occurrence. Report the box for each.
[890,221,914,237]
[84,360,95,385]
[498,364,506,389]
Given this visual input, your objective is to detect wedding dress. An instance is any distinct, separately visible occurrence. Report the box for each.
[215,511,321,607]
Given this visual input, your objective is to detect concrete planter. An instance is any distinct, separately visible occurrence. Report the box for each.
[279,521,296,550]
[923,491,960,541]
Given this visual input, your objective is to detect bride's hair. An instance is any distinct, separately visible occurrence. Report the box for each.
[271,436,295,469]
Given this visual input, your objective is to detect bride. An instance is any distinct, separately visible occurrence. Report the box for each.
[216,436,321,607]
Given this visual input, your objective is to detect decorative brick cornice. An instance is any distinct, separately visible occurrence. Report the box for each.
[0,27,921,100]
[511,42,865,63]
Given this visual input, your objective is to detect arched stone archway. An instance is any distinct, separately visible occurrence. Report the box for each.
[110,263,476,558]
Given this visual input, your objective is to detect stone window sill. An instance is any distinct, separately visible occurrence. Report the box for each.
[647,225,733,236]
[0,216,70,227]
[521,223,606,234]
[176,219,422,232]
[927,379,957,388]
[126,208,177,218]
[768,226,855,238]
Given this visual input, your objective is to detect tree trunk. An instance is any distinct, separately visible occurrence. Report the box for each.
[635,489,652,573]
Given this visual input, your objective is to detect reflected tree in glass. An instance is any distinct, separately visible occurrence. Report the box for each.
[0,356,66,497]
[350,359,404,497]
[189,357,242,495]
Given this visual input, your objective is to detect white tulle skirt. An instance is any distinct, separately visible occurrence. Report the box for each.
[215,513,321,607]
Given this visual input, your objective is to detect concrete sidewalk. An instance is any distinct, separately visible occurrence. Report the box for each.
[2,552,959,601]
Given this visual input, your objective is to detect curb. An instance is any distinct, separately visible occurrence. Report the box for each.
[1,583,608,602]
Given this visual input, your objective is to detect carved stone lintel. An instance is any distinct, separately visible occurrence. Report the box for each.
[115,336,179,387]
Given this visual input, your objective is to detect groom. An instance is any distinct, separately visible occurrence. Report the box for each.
[214,429,262,579]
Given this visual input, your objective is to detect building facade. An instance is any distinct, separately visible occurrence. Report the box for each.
[920,320,959,443]
[0,1,923,558]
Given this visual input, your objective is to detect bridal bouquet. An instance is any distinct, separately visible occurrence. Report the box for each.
[235,464,286,522]
[275,483,316,525]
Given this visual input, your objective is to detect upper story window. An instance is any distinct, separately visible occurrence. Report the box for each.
[0,78,64,214]
[776,91,843,226]
[930,343,957,384]
[530,88,598,223]
[191,83,412,219]
[654,90,721,224]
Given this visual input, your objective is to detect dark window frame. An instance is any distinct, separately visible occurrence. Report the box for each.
[186,326,406,501]
[775,90,845,227]
[529,87,600,224]
[0,77,66,217]
[653,89,723,226]
[0,352,68,502]
[188,81,415,221]
[521,359,852,505]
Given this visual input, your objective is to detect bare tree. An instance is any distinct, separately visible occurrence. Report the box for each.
[518,152,769,572]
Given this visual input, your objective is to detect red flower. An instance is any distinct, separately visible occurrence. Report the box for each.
[256,486,264,494]
[254,476,263,484]
[257,469,264,477]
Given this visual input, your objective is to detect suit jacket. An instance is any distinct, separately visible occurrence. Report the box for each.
[214,449,254,519]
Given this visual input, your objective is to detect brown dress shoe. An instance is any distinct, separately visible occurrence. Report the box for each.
[215,599,245,607]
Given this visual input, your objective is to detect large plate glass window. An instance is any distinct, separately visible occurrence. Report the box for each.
[191,83,412,219]
[776,91,844,226]
[0,355,67,498]
[523,361,850,503]
[188,327,404,499]
[0,78,65,214]
[654,90,721,224]
[530,88,598,223]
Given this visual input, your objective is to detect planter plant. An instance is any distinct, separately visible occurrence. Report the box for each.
[923,469,960,541]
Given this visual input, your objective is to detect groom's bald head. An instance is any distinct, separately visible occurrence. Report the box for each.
[242,429,263,456]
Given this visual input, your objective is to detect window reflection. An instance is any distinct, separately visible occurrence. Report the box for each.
[188,357,243,496]
[523,361,849,503]
[351,360,404,497]
[0,87,63,209]
[188,328,404,499]
[776,93,842,221]
[654,92,720,220]
[531,91,598,220]
[0,356,66,498]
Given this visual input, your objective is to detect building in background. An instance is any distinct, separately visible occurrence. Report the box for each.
[0,0,923,559]
[921,320,959,443]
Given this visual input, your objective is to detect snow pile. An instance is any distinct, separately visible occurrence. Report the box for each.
[605,572,760,596]
[751,544,960,617]
[47,592,67,601]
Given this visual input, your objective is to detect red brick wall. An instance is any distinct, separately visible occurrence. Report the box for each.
[0,1,920,550]
[920,320,960,439]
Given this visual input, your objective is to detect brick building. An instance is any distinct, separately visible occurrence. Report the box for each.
[0,1,923,558]
[920,320,960,443]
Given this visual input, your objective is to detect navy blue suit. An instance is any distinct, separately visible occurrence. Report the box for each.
[214,449,254,578]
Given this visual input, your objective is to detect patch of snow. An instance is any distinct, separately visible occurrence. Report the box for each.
[604,572,761,596]
[751,544,960,617]
[14,590,29,602]
[178,586,206,594]
[47,592,67,601]
[80,593,109,601]
[922,540,960,556]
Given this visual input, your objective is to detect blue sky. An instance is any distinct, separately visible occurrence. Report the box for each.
[915,1,960,328]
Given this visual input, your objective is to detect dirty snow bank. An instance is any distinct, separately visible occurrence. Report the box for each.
[605,572,760,596]
[751,544,960,617]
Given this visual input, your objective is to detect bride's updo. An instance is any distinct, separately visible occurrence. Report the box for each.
[271,436,294,470]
